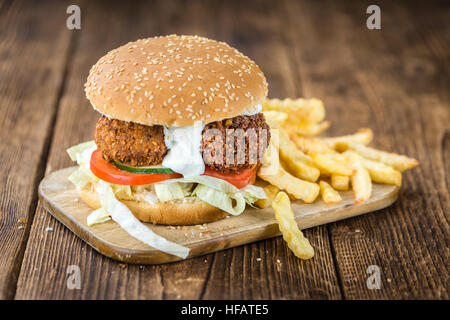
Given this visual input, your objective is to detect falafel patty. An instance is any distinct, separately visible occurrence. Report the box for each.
[95,116,168,167]
[202,113,270,173]
[95,113,270,173]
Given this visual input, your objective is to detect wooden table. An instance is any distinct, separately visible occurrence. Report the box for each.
[1,0,448,300]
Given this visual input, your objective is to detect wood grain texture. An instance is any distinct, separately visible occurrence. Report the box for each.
[283,0,449,299]
[14,0,344,300]
[15,0,222,300]
[6,0,449,300]
[0,0,73,299]
[193,0,343,300]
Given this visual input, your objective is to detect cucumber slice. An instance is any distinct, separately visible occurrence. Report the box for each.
[111,161,176,174]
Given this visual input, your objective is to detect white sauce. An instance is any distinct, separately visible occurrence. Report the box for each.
[161,103,262,178]
[162,123,205,178]
[96,181,189,259]
[241,103,262,116]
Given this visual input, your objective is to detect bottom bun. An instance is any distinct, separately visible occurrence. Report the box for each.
[79,186,228,225]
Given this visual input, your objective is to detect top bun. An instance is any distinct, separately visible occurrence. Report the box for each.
[85,35,268,127]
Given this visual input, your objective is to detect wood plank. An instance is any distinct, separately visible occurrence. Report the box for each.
[283,0,449,299]
[14,0,220,300]
[0,0,73,299]
[17,0,447,300]
[194,0,342,299]
[15,0,343,299]
[39,166,399,264]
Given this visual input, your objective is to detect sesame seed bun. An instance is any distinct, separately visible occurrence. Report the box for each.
[80,185,229,225]
[85,35,268,126]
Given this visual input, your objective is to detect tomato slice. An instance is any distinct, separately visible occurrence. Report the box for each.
[203,166,257,189]
[90,150,182,185]
[90,149,257,188]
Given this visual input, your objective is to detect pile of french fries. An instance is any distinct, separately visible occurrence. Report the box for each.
[256,98,419,260]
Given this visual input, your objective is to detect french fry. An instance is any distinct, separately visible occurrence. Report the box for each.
[280,156,320,183]
[310,152,353,176]
[293,137,332,154]
[278,130,320,182]
[287,121,330,137]
[331,174,350,191]
[261,96,418,212]
[262,98,325,125]
[258,139,280,176]
[258,143,320,203]
[259,164,320,203]
[360,157,402,187]
[253,179,280,209]
[262,110,288,128]
[279,129,314,165]
[321,128,373,150]
[319,181,342,204]
[266,124,320,182]
[272,192,314,260]
[346,152,372,204]
[341,142,419,172]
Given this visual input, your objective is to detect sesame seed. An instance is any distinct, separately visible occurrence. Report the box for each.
[86,35,267,124]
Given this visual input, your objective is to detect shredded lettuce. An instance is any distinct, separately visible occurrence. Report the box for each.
[158,175,266,215]
[95,181,189,259]
[241,184,268,204]
[67,141,139,200]
[193,184,246,215]
[66,141,267,215]
[180,183,194,196]
[66,141,267,256]
[154,182,185,202]
[67,141,99,189]
[153,177,267,214]
[143,192,158,205]
[67,140,96,164]
[68,166,98,189]
[160,175,240,193]
[87,208,111,226]
[130,189,158,205]
[111,184,133,200]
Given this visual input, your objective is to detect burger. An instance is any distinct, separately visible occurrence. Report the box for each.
[67,35,270,257]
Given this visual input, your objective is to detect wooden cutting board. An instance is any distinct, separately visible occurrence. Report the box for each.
[39,167,399,264]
